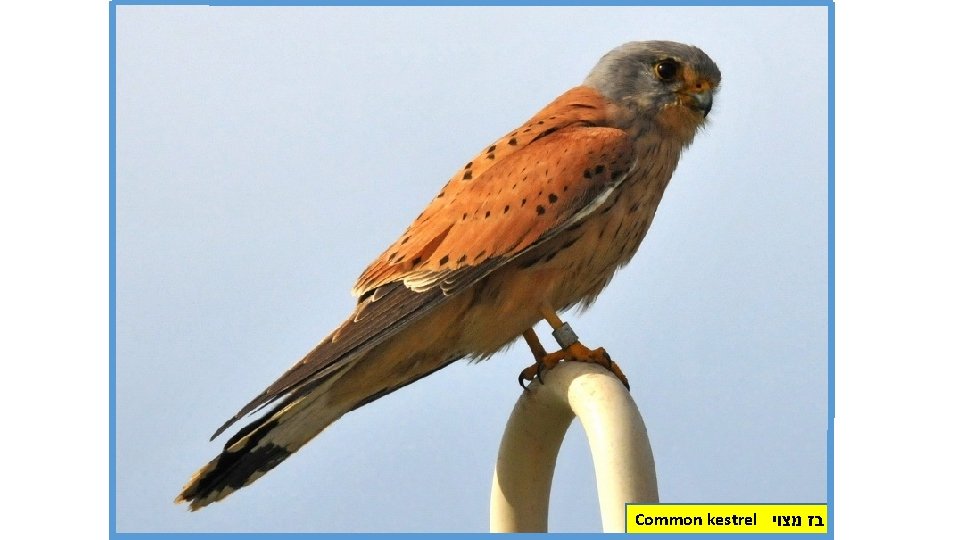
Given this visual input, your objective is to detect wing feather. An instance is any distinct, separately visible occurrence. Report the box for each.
[211,282,440,439]
[354,86,635,296]
[214,86,638,438]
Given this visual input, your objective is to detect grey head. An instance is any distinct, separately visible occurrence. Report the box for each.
[585,41,721,120]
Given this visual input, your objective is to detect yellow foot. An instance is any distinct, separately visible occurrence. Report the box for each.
[518,342,630,390]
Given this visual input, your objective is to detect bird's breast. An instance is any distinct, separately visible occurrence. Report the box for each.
[456,138,683,356]
[541,138,683,310]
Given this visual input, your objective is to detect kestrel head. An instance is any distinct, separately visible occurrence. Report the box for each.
[584,41,721,143]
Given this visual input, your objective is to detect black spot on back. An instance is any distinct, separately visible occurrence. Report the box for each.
[529,127,558,145]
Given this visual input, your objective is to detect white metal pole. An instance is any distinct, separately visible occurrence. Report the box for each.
[490,361,658,533]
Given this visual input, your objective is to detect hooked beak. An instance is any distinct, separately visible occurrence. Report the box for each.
[689,89,713,117]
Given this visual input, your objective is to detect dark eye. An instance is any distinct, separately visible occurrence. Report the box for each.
[655,59,680,82]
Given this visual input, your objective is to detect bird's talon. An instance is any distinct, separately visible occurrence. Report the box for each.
[518,361,544,391]
[518,340,630,391]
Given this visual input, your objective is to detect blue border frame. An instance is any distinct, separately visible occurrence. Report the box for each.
[108,1,835,537]
[825,1,836,536]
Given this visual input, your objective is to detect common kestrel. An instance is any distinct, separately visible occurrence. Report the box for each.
[177,40,720,510]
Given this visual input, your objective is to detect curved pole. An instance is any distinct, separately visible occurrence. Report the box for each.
[489,361,658,533]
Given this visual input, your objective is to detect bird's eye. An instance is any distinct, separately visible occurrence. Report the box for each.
[654,60,680,82]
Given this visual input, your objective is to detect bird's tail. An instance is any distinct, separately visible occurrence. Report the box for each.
[175,345,458,510]
[174,366,351,510]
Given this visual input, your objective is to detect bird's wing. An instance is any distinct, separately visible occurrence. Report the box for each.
[353,86,635,296]
[212,86,636,439]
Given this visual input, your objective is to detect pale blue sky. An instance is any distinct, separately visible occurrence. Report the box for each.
[115,5,828,533]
